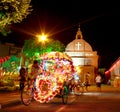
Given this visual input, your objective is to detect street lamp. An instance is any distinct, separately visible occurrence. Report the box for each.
[36,33,47,44]
[36,33,48,55]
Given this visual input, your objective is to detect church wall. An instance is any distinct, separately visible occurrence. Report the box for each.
[72,58,85,66]
[78,66,95,84]
[65,52,98,84]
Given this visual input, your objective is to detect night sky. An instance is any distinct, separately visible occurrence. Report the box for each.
[0,1,120,69]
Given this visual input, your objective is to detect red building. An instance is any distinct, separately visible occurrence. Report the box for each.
[105,57,120,87]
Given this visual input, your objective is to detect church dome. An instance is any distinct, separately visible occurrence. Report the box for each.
[65,27,93,52]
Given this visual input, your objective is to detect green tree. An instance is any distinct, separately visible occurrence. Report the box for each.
[23,38,65,59]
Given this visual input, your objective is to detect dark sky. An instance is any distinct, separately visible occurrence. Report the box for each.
[0,1,120,69]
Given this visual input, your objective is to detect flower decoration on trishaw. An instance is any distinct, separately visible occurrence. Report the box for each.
[33,52,75,103]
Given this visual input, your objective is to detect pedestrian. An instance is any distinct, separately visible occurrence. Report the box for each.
[84,72,91,91]
[95,73,102,92]
[19,66,26,90]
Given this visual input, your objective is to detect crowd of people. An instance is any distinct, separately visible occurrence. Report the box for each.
[67,72,103,93]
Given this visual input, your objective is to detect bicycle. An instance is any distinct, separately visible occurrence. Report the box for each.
[55,82,69,104]
[71,82,84,95]
[21,80,69,105]
[61,84,69,104]
[20,81,35,106]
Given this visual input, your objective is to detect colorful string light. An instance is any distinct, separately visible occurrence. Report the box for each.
[34,52,75,103]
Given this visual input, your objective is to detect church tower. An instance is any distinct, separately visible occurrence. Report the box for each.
[65,25,99,84]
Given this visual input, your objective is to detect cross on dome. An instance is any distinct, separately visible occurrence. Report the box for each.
[75,42,81,50]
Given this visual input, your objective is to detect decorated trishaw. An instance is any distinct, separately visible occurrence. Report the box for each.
[21,52,75,105]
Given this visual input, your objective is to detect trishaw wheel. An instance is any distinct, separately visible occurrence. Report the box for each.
[21,84,33,106]
[62,86,68,104]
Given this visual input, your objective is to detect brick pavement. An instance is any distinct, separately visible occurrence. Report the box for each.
[0,84,120,109]
[87,84,120,92]
[0,90,21,109]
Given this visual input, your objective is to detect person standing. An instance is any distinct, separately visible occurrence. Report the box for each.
[84,72,91,91]
[95,73,102,92]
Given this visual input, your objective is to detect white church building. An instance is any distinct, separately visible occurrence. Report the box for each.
[65,26,99,84]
